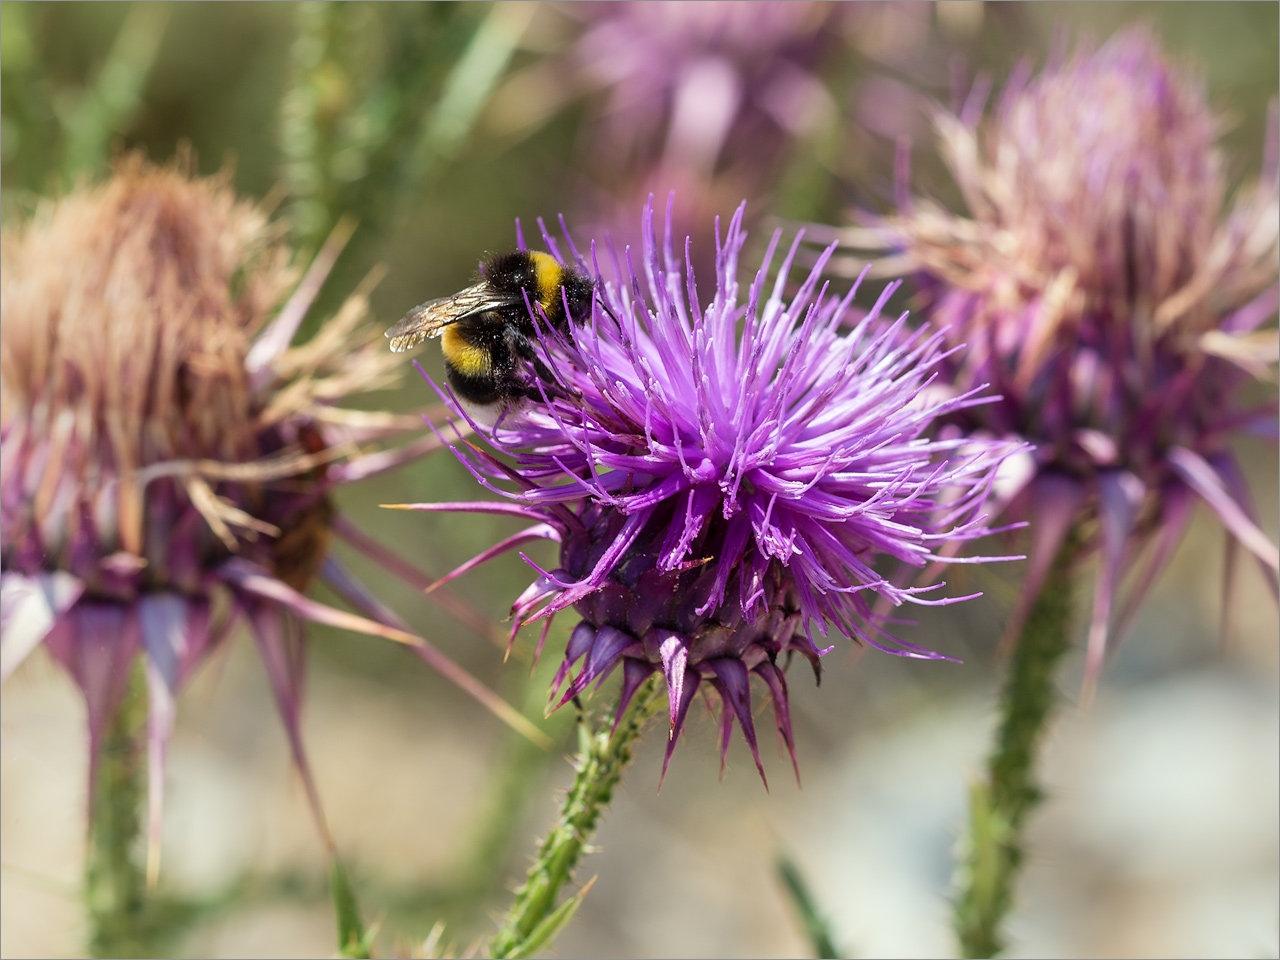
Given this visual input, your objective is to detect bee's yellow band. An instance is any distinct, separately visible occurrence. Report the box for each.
[529,250,564,309]
[442,325,492,377]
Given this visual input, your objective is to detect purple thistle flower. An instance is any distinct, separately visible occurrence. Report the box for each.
[866,29,1280,690]
[0,159,536,881]
[401,197,1021,784]
[569,1,835,175]
[493,2,840,279]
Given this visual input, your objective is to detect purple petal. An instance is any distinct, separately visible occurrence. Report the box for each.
[340,512,565,655]
[611,657,658,734]
[1168,447,1279,573]
[319,556,552,748]
[382,500,550,522]
[1,571,84,681]
[245,219,353,384]
[657,632,690,732]
[319,555,411,631]
[512,576,562,628]
[715,683,735,781]
[998,472,1086,656]
[552,622,598,694]
[755,660,799,785]
[138,593,212,690]
[1211,452,1280,603]
[556,625,640,707]
[1223,283,1280,334]
[707,657,766,787]
[137,594,211,885]
[43,603,140,815]
[1112,485,1196,646]
[659,668,701,790]
[427,524,560,594]
[245,601,334,852]
[220,558,424,647]
[142,657,177,887]
[1084,470,1145,703]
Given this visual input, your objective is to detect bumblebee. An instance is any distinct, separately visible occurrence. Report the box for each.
[386,250,595,424]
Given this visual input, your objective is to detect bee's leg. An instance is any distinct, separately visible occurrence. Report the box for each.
[517,364,563,404]
[530,355,558,387]
[508,328,563,401]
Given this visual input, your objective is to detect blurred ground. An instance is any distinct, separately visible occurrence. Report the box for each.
[2,2,1277,958]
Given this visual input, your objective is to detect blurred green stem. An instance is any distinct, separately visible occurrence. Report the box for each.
[405,0,533,186]
[280,1,529,256]
[279,0,336,251]
[87,666,149,958]
[59,4,168,181]
[953,538,1078,958]
[330,857,372,959]
[776,853,843,959]
[489,676,663,960]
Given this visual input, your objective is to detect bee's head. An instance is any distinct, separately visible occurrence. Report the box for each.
[560,271,597,326]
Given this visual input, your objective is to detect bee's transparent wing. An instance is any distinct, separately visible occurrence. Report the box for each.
[385,283,517,353]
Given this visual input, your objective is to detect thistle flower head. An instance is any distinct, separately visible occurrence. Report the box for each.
[0,158,480,877]
[572,0,834,174]
[874,28,1280,686]
[412,198,1020,783]
[549,0,838,276]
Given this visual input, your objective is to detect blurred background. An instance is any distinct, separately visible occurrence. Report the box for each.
[2,2,1276,957]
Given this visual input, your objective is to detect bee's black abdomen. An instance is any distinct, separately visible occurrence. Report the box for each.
[446,363,504,406]
[441,312,517,407]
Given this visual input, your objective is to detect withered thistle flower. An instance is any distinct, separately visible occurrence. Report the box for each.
[868,29,1279,686]
[0,158,531,879]
[401,198,1020,784]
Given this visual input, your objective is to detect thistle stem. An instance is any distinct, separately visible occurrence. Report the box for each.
[954,540,1077,958]
[86,665,149,958]
[489,676,663,960]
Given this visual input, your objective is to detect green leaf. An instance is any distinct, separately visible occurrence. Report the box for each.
[499,877,596,960]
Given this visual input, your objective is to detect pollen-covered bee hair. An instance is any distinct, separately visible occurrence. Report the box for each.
[386,250,596,423]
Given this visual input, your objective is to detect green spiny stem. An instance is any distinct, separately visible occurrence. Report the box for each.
[86,665,149,959]
[489,676,663,960]
[954,539,1077,959]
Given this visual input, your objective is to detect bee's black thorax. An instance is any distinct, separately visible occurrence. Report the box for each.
[483,250,595,331]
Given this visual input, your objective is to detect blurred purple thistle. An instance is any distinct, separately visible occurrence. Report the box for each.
[779,28,1280,957]
[396,196,1022,784]
[849,28,1279,695]
[569,1,836,177]
[493,2,840,282]
[0,159,544,887]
